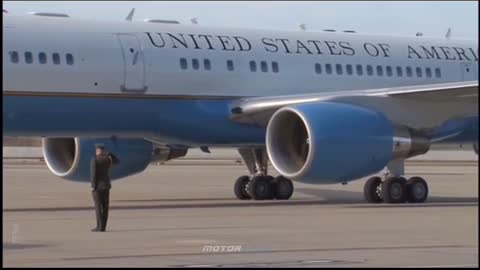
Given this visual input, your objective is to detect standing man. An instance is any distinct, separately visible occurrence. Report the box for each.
[91,144,119,232]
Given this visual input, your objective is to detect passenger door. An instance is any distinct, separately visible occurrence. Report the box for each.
[117,34,147,92]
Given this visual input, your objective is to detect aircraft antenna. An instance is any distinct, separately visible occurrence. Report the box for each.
[445,28,452,39]
[190,17,199,24]
[126,8,135,21]
[298,23,307,31]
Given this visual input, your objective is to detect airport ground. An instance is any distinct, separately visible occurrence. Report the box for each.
[2,154,478,267]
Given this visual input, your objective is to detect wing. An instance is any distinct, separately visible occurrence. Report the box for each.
[230,81,478,130]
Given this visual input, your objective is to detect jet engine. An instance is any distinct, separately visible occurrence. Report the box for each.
[42,137,187,182]
[266,102,430,184]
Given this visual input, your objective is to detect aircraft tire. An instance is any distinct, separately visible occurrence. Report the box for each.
[234,175,251,200]
[406,177,428,203]
[382,176,407,203]
[363,176,383,203]
[273,176,294,200]
[248,175,274,200]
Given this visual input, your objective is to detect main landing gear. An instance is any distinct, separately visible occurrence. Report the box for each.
[234,148,294,200]
[363,160,428,204]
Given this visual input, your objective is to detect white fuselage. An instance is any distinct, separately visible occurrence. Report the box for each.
[3,14,478,97]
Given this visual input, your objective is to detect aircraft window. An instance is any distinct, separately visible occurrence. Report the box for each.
[39,52,47,64]
[396,66,403,77]
[180,58,188,69]
[9,51,19,63]
[325,63,332,74]
[204,59,211,70]
[416,67,422,77]
[336,64,343,75]
[406,67,413,77]
[250,61,257,72]
[425,67,432,78]
[66,53,74,66]
[346,64,353,75]
[315,63,322,74]
[356,64,363,76]
[366,65,373,76]
[386,66,393,77]
[192,59,200,70]
[25,51,33,64]
[52,53,61,65]
[435,68,441,78]
[261,61,268,72]
[227,60,234,71]
[376,65,383,76]
[272,61,279,73]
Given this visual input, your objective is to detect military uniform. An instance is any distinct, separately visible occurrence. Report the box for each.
[91,152,119,232]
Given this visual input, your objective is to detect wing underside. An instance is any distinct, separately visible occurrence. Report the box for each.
[229,81,479,132]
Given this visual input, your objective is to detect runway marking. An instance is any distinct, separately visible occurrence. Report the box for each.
[3,243,51,250]
[306,260,337,263]
[4,199,478,213]
[174,258,361,268]
[175,239,217,244]
[60,244,476,261]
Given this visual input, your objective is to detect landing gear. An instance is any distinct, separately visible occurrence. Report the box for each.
[234,175,251,200]
[406,177,428,203]
[273,176,294,200]
[233,175,294,200]
[382,177,407,203]
[233,148,294,201]
[363,160,429,204]
[248,175,274,200]
[363,176,383,203]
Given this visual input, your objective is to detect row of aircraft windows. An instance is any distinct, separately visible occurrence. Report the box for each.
[249,61,280,73]
[9,51,75,65]
[9,50,442,80]
[180,58,211,71]
[314,63,442,78]
[179,58,442,79]
[179,58,280,73]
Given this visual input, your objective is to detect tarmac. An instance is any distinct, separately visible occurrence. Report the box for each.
[2,156,479,267]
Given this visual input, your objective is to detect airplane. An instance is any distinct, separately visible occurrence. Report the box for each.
[3,12,478,204]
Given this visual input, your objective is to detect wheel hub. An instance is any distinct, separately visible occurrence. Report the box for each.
[243,183,249,196]
[257,183,266,194]
[413,183,426,199]
[278,183,288,193]
[375,185,382,198]
[390,183,403,199]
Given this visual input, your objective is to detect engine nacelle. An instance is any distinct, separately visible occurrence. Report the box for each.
[42,138,187,182]
[266,102,429,184]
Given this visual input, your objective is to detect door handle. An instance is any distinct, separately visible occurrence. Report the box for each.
[132,51,139,65]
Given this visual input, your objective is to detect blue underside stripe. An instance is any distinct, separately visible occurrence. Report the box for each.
[3,95,477,146]
[3,95,265,146]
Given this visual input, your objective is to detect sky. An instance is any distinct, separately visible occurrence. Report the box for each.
[3,1,478,39]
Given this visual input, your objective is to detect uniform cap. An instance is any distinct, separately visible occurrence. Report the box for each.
[95,144,105,150]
